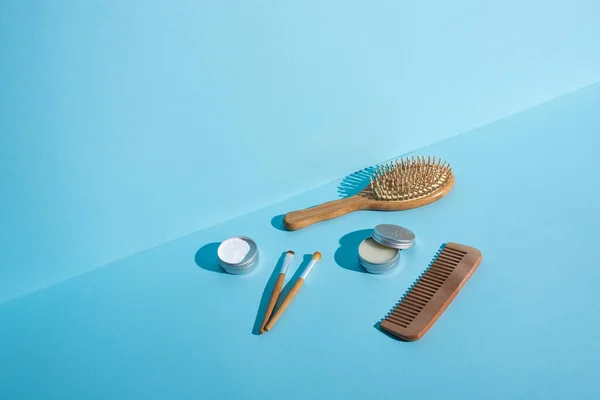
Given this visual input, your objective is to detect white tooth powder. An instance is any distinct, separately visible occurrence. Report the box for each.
[218,237,252,264]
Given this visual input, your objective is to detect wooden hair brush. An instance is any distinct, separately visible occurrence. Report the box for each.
[283,156,454,230]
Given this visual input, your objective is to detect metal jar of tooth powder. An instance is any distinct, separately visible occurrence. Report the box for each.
[358,224,415,274]
[217,236,259,274]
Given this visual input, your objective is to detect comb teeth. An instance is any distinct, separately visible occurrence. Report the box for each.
[385,245,465,327]
[380,242,482,341]
[370,155,452,201]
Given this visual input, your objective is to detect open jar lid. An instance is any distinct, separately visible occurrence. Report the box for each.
[371,224,415,249]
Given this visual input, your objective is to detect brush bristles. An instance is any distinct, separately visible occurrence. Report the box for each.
[369,156,452,201]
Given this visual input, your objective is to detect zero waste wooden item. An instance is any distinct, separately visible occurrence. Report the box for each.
[259,251,294,334]
[264,252,321,332]
[284,156,454,230]
[380,242,482,341]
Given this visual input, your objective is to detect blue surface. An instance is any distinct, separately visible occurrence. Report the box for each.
[2,1,600,302]
[1,83,600,399]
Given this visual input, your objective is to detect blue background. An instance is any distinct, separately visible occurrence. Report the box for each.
[2,82,600,398]
[1,1,600,398]
[2,0,600,302]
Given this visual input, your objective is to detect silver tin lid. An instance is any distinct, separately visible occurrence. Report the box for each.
[371,224,415,249]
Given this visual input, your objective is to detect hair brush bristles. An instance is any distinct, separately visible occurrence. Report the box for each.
[370,156,452,201]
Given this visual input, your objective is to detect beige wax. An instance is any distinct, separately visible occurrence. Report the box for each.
[358,238,398,263]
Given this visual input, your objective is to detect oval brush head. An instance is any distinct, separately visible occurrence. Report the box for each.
[370,156,453,201]
[283,155,455,230]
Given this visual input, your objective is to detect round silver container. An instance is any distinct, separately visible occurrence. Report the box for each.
[358,225,415,274]
[217,236,258,275]
[358,237,400,274]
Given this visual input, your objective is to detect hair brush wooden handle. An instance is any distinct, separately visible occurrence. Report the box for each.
[283,195,367,231]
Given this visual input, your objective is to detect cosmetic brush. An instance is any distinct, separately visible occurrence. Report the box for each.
[264,251,321,332]
[259,251,294,334]
[284,156,454,230]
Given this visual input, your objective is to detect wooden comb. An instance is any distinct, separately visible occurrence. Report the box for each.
[284,156,454,230]
[380,242,482,341]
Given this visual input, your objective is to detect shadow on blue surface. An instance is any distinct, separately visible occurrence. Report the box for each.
[194,242,226,273]
[373,321,409,342]
[335,229,372,273]
[337,167,376,198]
[270,214,286,231]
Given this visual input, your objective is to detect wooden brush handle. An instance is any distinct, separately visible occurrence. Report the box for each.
[259,273,285,334]
[283,195,367,230]
[264,278,304,331]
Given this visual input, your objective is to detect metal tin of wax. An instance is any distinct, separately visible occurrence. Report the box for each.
[371,224,415,249]
[358,237,400,274]
[357,224,415,274]
[217,236,259,274]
